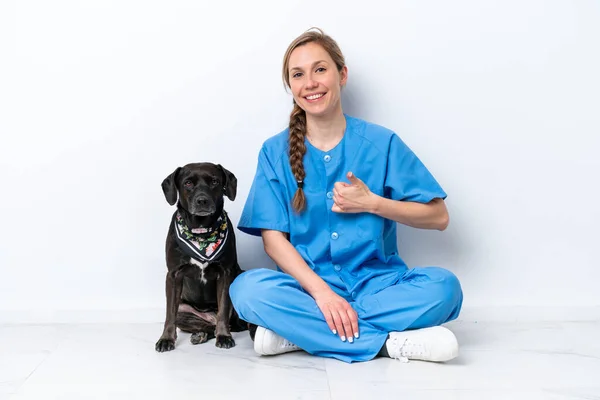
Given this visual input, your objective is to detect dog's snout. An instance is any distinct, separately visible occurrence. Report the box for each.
[196,196,209,206]
[186,184,217,216]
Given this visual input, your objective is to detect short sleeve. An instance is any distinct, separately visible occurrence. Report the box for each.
[237,146,290,236]
[384,134,447,203]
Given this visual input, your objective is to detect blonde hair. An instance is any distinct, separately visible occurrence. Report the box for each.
[282,27,346,213]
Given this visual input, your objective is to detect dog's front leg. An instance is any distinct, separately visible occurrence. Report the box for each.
[215,268,235,349]
[155,268,186,352]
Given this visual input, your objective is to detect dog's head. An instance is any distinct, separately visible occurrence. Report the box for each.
[161,163,237,216]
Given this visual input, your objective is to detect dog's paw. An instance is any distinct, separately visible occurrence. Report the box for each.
[215,335,235,349]
[190,332,210,345]
[155,338,176,352]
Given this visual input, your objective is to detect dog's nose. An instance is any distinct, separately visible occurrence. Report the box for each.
[195,196,209,207]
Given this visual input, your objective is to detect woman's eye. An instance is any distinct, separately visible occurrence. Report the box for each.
[292,72,302,78]
[316,67,326,72]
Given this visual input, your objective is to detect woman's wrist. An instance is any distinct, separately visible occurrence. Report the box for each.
[308,282,335,300]
[366,192,383,214]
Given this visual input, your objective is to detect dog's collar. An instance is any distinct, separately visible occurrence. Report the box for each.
[177,210,225,235]
[174,211,229,262]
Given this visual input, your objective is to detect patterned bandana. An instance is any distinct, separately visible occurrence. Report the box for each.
[174,210,229,262]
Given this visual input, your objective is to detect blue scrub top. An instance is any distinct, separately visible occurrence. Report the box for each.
[238,114,447,297]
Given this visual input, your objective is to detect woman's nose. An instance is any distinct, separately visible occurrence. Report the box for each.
[305,75,318,89]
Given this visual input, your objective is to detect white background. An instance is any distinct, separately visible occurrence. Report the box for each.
[1,0,599,322]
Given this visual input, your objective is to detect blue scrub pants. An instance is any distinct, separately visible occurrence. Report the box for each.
[229,266,463,363]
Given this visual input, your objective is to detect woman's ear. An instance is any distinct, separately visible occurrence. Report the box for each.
[340,65,348,87]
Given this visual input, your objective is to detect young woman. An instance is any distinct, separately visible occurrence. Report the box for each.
[229,28,463,363]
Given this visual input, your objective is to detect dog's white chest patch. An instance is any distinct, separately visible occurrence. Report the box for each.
[190,258,209,283]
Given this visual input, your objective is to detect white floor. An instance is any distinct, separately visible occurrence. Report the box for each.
[1,318,599,399]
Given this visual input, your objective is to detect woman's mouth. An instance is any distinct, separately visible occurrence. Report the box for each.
[304,92,326,103]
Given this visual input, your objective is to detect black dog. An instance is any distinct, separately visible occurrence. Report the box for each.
[155,162,247,352]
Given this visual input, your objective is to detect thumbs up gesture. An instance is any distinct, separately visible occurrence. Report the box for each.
[331,172,377,214]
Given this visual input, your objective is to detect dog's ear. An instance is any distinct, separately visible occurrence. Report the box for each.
[218,164,237,201]
[161,167,181,206]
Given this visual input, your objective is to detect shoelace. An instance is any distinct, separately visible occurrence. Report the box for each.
[401,340,426,357]
[281,339,298,349]
[389,336,426,363]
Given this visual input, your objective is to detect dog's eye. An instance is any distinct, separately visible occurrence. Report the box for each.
[211,178,219,186]
[183,180,193,188]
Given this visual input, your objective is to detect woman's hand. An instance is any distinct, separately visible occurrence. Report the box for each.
[312,289,359,342]
[331,172,379,214]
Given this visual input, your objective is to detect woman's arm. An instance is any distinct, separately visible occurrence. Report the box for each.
[369,196,449,231]
[261,229,359,341]
[332,172,449,231]
[261,229,331,296]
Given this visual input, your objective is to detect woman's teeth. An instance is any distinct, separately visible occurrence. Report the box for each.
[306,93,324,100]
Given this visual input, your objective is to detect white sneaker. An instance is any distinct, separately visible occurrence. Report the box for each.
[385,326,458,363]
[253,326,301,356]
